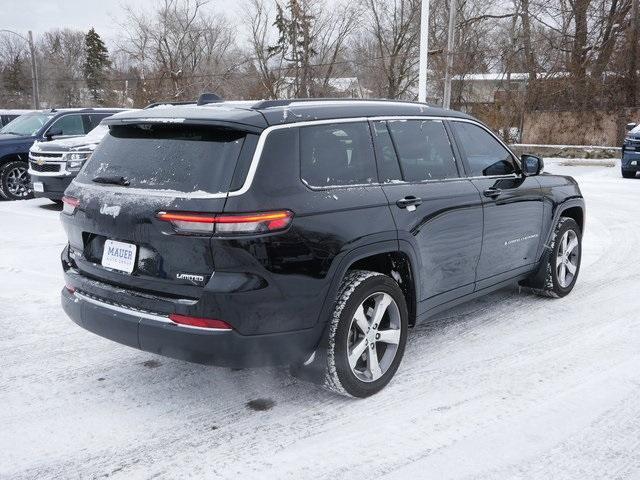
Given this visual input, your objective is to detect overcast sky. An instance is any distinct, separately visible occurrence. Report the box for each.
[1,0,245,46]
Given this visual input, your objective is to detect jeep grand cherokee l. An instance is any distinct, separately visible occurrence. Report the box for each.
[0,108,125,200]
[60,98,585,398]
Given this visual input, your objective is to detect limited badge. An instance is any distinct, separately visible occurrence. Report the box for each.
[176,273,207,285]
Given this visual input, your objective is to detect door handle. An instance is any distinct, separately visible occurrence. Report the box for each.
[396,196,423,209]
[483,188,503,198]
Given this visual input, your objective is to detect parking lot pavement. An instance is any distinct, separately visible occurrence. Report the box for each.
[2,160,640,480]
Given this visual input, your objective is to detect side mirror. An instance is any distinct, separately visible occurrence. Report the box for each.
[521,154,543,176]
[627,122,637,132]
[45,128,63,140]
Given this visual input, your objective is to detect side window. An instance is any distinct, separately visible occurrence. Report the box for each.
[300,122,376,187]
[85,113,111,132]
[372,121,402,182]
[451,121,515,176]
[48,114,85,137]
[386,119,459,181]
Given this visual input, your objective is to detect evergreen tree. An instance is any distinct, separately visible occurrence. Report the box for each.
[83,28,111,104]
[269,0,316,97]
[2,54,29,106]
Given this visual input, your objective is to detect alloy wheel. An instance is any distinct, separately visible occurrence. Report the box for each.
[6,165,31,198]
[346,292,402,382]
[556,229,579,288]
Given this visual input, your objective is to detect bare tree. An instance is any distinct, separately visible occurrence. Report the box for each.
[119,0,237,103]
[245,0,287,99]
[359,0,421,99]
[39,29,86,107]
[309,2,359,96]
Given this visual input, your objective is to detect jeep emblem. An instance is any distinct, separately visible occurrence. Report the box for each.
[99,204,121,218]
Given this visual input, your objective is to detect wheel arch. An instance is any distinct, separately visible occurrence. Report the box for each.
[523,198,585,289]
[321,241,420,327]
[559,205,584,233]
[0,152,29,167]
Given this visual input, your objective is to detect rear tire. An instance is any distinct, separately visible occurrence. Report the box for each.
[322,270,408,398]
[0,160,33,200]
[534,217,582,298]
[622,169,636,178]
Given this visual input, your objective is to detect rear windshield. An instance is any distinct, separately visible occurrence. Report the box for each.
[76,124,246,193]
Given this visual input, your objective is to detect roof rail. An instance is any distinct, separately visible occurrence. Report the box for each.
[197,92,223,105]
[250,97,426,110]
[144,92,223,109]
[144,100,195,109]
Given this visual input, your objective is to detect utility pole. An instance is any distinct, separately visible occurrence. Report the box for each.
[27,31,40,109]
[418,0,431,103]
[0,29,40,109]
[442,0,457,109]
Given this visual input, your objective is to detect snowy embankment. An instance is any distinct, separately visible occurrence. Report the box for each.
[511,144,621,159]
[1,159,639,480]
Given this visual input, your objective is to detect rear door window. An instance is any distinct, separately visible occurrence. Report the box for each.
[451,121,515,176]
[299,122,377,187]
[386,119,459,181]
[76,124,247,194]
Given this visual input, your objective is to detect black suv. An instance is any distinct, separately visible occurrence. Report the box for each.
[60,99,585,398]
[622,122,640,178]
[0,108,125,200]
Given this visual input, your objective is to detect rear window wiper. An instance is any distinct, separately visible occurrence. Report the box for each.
[92,175,130,186]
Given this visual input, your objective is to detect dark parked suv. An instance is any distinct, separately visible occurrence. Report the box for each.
[60,98,585,397]
[0,108,125,200]
[622,122,640,178]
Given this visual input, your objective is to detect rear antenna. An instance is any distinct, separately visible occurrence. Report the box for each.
[197,92,223,105]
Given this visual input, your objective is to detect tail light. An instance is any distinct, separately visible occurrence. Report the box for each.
[157,210,293,236]
[62,196,80,214]
[169,314,233,330]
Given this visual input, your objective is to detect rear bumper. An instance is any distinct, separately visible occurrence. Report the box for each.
[31,174,73,200]
[61,286,324,368]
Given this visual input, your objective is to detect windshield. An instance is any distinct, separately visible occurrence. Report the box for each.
[76,124,247,193]
[0,113,54,136]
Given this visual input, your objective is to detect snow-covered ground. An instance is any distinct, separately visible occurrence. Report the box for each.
[2,160,639,480]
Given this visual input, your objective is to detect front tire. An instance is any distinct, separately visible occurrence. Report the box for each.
[621,169,636,179]
[536,217,582,298]
[0,160,33,200]
[323,270,408,398]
